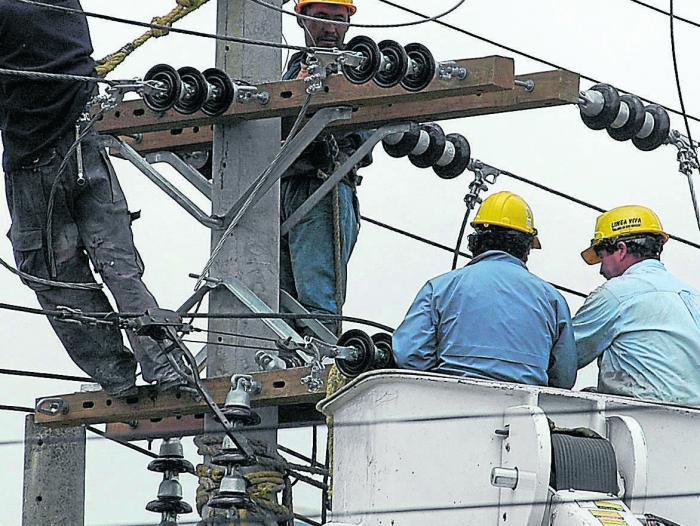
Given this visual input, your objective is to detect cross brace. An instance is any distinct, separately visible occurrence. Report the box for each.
[97,56,513,136]
[112,69,580,154]
[34,367,329,427]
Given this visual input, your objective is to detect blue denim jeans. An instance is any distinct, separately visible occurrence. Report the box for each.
[280,177,359,333]
[4,127,179,393]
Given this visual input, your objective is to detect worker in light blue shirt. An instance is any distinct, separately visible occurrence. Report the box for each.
[393,192,577,388]
[574,205,700,406]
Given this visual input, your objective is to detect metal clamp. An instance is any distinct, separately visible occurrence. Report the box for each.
[304,49,366,94]
[235,85,270,105]
[36,397,69,416]
[438,61,468,82]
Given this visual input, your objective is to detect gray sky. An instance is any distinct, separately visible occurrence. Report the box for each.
[2,0,700,524]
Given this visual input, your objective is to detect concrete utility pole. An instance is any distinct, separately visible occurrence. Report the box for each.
[22,415,85,526]
[206,0,283,439]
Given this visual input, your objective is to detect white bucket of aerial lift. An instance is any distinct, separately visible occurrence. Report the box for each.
[318,370,700,525]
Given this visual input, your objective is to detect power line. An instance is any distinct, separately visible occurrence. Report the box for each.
[0,368,92,383]
[0,404,34,413]
[85,425,159,459]
[627,0,700,30]
[498,168,700,250]
[246,0,467,29]
[362,215,588,298]
[12,0,307,52]
[376,0,700,127]
[84,488,700,526]
[668,0,700,231]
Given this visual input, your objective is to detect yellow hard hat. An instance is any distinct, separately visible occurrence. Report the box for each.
[295,0,356,16]
[581,205,669,264]
[472,191,541,249]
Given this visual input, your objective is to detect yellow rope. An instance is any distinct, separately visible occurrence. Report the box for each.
[95,0,211,77]
[325,363,348,501]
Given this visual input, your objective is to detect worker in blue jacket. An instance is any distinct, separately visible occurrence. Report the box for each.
[575,205,700,406]
[280,0,372,335]
[392,192,577,388]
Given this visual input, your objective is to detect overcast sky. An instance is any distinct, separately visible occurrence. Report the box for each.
[2,0,700,524]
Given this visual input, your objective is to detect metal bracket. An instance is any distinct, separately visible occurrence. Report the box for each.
[280,290,337,344]
[199,275,304,344]
[104,136,222,229]
[281,122,412,235]
[36,397,70,416]
[304,49,365,94]
[217,106,353,232]
[144,151,212,198]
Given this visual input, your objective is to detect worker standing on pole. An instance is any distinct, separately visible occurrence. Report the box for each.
[280,0,372,335]
[392,192,577,389]
[574,205,700,406]
[0,0,186,396]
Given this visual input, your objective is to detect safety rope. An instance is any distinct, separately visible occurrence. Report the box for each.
[331,174,344,337]
[95,0,211,77]
[195,435,292,523]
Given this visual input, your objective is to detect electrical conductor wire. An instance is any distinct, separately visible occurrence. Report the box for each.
[669,0,700,232]
[246,0,467,29]
[376,0,700,127]
[13,0,307,52]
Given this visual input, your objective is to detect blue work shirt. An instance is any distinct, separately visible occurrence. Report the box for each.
[392,251,577,388]
[574,259,700,406]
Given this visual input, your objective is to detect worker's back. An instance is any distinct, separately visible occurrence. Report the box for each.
[393,250,574,387]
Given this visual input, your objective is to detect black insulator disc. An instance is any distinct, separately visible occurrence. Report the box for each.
[632,104,671,151]
[408,122,446,168]
[371,333,396,369]
[212,451,249,466]
[401,42,436,92]
[607,94,645,142]
[202,67,236,116]
[336,329,376,379]
[174,66,208,115]
[219,406,261,427]
[147,457,196,474]
[143,64,182,112]
[433,133,471,179]
[208,495,255,510]
[382,123,421,158]
[342,35,380,85]
[373,40,409,88]
[580,83,621,130]
[146,499,193,514]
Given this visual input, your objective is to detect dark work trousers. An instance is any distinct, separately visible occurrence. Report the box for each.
[4,127,177,394]
[280,177,359,335]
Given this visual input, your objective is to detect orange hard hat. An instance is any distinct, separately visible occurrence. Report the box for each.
[295,0,356,16]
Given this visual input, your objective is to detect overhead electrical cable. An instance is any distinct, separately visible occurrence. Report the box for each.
[498,168,700,250]
[668,0,700,231]
[246,0,468,29]
[0,368,92,383]
[362,215,587,298]
[12,0,307,52]
[86,488,700,526]
[628,0,700,30]
[375,0,700,127]
[1,401,698,445]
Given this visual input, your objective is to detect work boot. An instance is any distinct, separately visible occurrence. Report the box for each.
[107,383,140,399]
